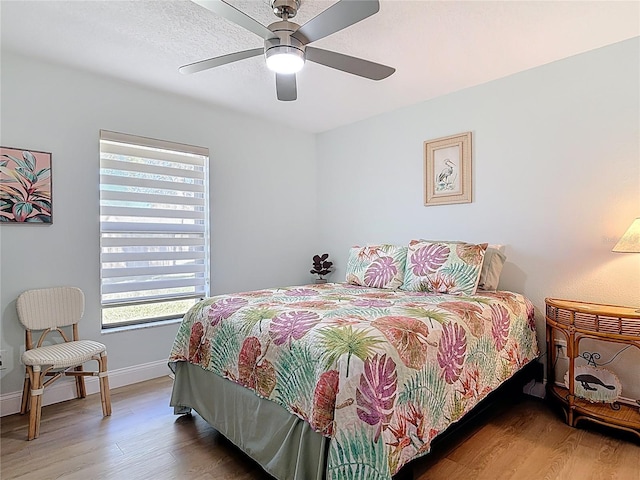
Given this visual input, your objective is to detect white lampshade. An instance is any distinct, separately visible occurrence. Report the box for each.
[612,218,640,253]
[266,46,304,74]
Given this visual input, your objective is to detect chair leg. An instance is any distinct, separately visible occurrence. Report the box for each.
[74,365,87,399]
[20,372,30,415]
[27,366,44,440]
[99,352,112,417]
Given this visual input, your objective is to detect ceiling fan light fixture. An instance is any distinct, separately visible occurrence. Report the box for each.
[266,46,305,74]
[182,0,395,100]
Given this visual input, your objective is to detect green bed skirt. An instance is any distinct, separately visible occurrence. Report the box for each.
[170,361,329,480]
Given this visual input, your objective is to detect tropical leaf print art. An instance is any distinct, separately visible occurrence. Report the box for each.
[208,297,249,326]
[311,370,340,435]
[284,287,318,297]
[386,402,436,473]
[418,272,456,294]
[188,322,204,360]
[319,325,383,377]
[372,316,432,370]
[269,310,319,347]
[238,336,276,397]
[239,306,279,335]
[491,304,511,350]
[364,256,398,288]
[0,148,52,223]
[400,306,448,329]
[351,298,393,308]
[188,321,210,366]
[356,353,398,442]
[437,322,467,384]
[486,291,521,314]
[328,427,389,480]
[455,243,486,264]
[439,301,485,337]
[409,243,449,275]
[398,363,448,427]
[275,342,319,415]
[467,334,499,382]
[208,320,242,376]
[440,263,482,292]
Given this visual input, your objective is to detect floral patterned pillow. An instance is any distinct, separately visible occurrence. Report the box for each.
[402,240,486,294]
[346,244,408,289]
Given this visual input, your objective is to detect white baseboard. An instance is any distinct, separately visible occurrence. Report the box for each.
[0,359,170,417]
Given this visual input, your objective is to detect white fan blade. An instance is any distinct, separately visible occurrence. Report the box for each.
[276,73,297,101]
[306,47,394,80]
[292,0,379,45]
[179,48,263,74]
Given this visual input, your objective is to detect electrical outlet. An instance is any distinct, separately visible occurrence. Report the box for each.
[554,339,567,358]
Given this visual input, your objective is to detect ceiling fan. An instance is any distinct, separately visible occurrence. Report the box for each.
[180,0,395,101]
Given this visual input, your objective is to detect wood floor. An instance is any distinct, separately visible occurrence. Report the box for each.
[1,376,638,480]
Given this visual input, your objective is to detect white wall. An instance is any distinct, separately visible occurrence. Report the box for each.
[316,38,640,396]
[0,53,318,399]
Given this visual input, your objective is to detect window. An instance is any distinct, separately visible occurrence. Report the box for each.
[99,130,209,328]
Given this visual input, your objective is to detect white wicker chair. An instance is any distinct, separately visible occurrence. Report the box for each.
[17,286,111,440]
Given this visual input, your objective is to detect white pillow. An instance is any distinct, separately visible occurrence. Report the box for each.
[477,244,506,291]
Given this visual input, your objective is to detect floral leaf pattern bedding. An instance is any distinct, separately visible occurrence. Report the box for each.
[169,283,539,480]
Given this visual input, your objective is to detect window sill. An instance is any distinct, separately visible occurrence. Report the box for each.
[101,317,183,335]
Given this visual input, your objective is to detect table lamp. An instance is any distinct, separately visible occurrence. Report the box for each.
[612,218,640,253]
[612,217,640,312]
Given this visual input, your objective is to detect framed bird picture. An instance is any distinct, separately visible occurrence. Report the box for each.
[424,131,472,206]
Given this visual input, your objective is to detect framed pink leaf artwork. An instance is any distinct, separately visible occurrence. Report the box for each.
[0,146,52,223]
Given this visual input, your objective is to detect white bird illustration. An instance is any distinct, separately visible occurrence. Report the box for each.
[437,159,455,185]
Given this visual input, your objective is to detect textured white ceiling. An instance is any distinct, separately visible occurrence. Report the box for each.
[1,1,639,133]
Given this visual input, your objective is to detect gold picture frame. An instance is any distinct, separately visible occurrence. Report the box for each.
[424,132,472,206]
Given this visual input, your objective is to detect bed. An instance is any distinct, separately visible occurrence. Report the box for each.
[168,242,540,480]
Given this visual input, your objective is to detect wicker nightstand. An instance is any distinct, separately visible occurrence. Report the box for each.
[545,298,640,438]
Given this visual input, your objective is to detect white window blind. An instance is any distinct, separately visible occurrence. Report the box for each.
[99,130,209,327]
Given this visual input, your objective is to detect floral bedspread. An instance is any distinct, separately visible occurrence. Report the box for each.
[169,283,539,479]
